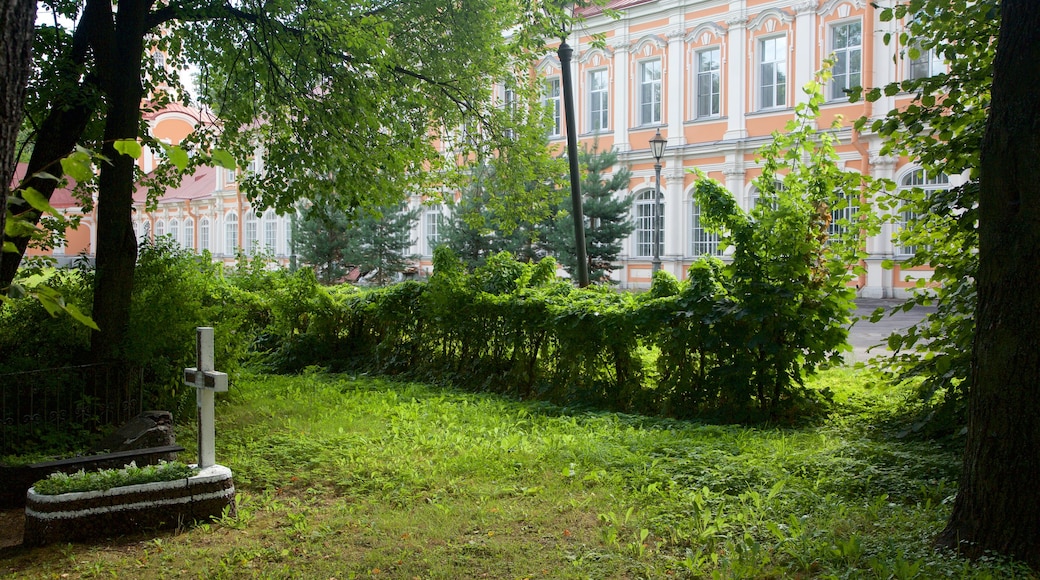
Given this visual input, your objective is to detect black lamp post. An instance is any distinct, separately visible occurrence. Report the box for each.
[649,129,666,273]
[558,41,590,287]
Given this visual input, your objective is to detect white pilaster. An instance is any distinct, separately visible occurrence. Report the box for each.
[794,1,818,106]
[724,9,748,140]
[666,28,687,147]
[613,39,631,151]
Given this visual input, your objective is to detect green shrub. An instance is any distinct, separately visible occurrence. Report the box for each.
[32,460,198,495]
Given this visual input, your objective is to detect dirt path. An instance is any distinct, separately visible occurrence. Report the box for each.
[0,509,24,549]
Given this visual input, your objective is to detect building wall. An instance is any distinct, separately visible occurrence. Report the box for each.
[44,0,950,297]
[446,0,957,297]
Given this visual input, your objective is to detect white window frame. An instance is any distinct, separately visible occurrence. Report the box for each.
[544,77,562,136]
[244,211,259,256]
[829,20,862,100]
[758,35,787,110]
[634,190,663,258]
[896,169,949,257]
[184,218,195,250]
[168,218,179,245]
[638,59,663,126]
[690,201,723,256]
[588,69,610,133]
[423,207,443,256]
[264,209,278,254]
[694,47,722,119]
[199,217,210,252]
[224,212,238,256]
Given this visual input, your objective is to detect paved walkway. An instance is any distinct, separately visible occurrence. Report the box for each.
[847,298,936,363]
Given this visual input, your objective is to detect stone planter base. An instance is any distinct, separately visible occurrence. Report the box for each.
[23,465,235,547]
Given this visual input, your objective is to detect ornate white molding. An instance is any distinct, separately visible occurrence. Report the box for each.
[686,22,728,44]
[818,0,865,16]
[747,8,794,31]
[869,154,898,169]
[794,0,819,14]
[631,34,667,55]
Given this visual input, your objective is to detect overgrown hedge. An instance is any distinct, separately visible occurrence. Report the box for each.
[266,245,853,421]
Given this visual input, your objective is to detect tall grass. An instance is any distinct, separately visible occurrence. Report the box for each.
[3,368,1033,579]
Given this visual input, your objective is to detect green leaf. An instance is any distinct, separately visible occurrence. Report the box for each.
[60,152,95,183]
[63,303,101,331]
[114,139,143,159]
[22,187,61,217]
[3,241,16,253]
[161,143,190,171]
[211,149,237,170]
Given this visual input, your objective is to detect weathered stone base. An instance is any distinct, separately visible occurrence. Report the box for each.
[23,465,235,547]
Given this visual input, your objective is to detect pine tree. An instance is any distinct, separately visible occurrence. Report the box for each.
[543,146,634,282]
[440,165,545,270]
[295,202,419,285]
[344,203,420,285]
[294,204,355,284]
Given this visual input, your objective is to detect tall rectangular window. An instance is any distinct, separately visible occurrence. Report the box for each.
[830,21,862,99]
[908,43,943,80]
[225,213,238,255]
[199,218,210,251]
[264,210,278,253]
[184,218,194,250]
[635,191,663,258]
[638,60,662,125]
[423,208,443,256]
[759,36,787,109]
[544,77,561,136]
[695,47,721,118]
[588,69,609,132]
[690,202,722,256]
[244,212,258,255]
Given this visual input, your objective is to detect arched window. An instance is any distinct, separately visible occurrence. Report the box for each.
[199,217,210,252]
[155,220,165,239]
[690,201,723,257]
[896,169,949,256]
[635,190,663,258]
[183,218,195,250]
[244,211,258,256]
[139,221,151,242]
[828,190,859,243]
[168,219,179,245]
[263,209,278,254]
[225,212,239,255]
[423,206,443,256]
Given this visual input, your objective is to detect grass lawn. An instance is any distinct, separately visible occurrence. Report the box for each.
[1,368,1034,579]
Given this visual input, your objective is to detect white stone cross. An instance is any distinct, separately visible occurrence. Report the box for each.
[183,327,228,468]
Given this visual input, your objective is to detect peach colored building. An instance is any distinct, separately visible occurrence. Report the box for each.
[40,0,950,297]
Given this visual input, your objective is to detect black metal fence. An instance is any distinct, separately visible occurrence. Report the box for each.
[0,364,144,456]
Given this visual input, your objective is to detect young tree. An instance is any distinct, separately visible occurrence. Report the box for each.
[934,1,1040,567]
[851,0,997,427]
[341,203,420,286]
[294,204,354,285]
[440,163,554,270]
[542,146,633,282]
[296,202,419,285]
[4,0,564,363]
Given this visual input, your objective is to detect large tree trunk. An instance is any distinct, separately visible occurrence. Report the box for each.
[0,3,99,292]
[0,0,36,282]
[88,0,153,362]
[936,0,1040,568]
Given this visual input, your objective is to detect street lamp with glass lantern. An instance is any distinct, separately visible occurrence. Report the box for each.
[649,129,666,273]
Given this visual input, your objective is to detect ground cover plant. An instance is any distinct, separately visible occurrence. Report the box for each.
[2,369,1033,578]
[31,461,198,496]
